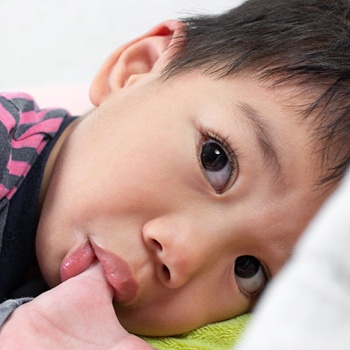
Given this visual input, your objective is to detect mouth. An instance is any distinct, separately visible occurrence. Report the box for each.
[60,239,139,304]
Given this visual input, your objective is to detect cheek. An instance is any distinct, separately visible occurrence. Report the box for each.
[43,125,187,225]
[79,135,193,214]
[36,209,72,287]
[36,109,194,284]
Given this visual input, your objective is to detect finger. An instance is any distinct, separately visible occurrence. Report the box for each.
[61,260,114,301]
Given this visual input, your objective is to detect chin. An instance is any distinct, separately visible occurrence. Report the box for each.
[118,314,198,337]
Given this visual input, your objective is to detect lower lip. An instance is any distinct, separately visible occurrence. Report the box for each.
[60,240,96,282]
[91,241,139,304]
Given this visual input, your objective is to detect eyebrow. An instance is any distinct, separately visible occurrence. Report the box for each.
[235,102,285,189]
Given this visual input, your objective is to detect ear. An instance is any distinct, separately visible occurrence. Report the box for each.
[89,20,185,106]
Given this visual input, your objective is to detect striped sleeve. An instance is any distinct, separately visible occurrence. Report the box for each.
[0,92,69,251]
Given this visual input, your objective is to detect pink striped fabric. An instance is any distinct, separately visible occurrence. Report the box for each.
[0,93,68,199]
[0,93,69,249]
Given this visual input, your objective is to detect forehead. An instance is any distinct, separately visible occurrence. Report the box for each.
[165,70,313,121]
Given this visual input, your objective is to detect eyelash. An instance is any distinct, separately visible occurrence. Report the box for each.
[199,128,239,189]
[202,129,236,158]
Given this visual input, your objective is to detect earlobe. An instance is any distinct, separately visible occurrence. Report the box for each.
[89,20,185,106]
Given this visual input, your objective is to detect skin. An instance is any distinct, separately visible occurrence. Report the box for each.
[0,263,153,349]
[32,20,332,337]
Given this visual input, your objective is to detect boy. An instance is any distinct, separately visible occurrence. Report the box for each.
[0,0,349,348]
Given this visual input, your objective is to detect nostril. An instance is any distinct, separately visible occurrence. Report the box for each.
[162,265,171,281]
[152,238,163,251]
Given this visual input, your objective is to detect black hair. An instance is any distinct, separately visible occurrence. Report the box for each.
[163,0,350,187]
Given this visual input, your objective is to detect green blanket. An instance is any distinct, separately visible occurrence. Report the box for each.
[142,313,250,350]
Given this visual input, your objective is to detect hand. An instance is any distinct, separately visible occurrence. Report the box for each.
[0,262,154,349]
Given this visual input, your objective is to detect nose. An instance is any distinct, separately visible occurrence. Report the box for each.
[142,217,209,289]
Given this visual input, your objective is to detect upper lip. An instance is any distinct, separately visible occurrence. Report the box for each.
[90,239,139,304]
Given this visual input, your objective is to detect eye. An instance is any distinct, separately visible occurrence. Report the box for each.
[200,135,237,193]
[234,255,267,296]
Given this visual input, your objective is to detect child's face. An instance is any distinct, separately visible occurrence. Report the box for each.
[36,71,328,336]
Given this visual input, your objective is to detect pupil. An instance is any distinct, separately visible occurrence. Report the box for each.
[201,142,228,171]
[235,256,260,278]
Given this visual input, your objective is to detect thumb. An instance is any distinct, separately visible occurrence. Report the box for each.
[58,261,114,307]
[32,261,120,338]
[71,261,114,297]
[54,261,155,348]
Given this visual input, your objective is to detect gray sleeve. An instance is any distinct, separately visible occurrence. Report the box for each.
[0,298,33,327]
